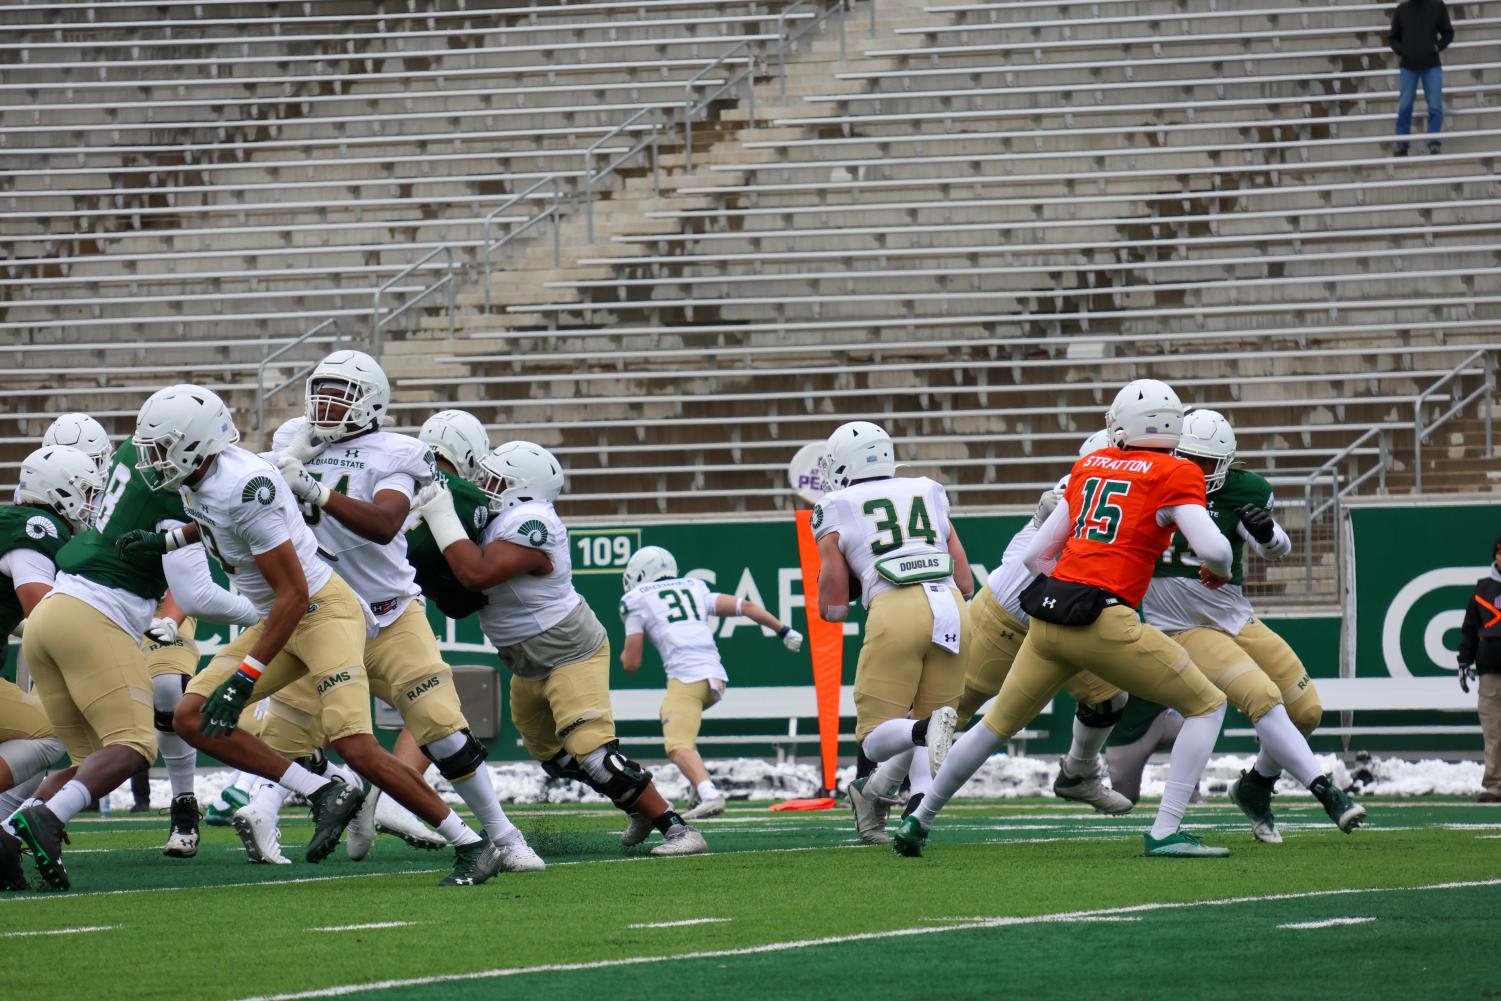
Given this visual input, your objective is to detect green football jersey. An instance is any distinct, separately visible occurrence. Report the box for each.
[55,439,189,602]
[1108,696,1170,747]
[1154,467,1273,588]
[406,468,490,620]
[0,504,73,639]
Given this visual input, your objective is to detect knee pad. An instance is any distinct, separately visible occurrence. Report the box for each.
[421,728,488,781]
[1075,690,1128,729]
[1286,692,1323,736]
[580,741,652,809]
[540,750,590,784]
[295,748,329,776]
[1225,671,1283,723]
[153,673,188,716]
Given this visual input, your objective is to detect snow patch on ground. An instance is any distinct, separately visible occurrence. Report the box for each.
[118,752,1485,813]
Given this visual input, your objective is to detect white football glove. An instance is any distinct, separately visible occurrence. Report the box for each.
[409,478,447,511]
[780,627,804,652]
[276,454,330,507]
[146,617,179,645]
[1034,485,1063,525]
[283,423,325,464]
[419,481,467,551]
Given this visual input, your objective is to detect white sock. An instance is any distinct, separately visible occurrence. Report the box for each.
[1252,705,1322,787]
[1064,718,1115,777]
[450,769,517,844]
[861,717,919,761]
[0,773,45,822]
[868,749,914,801]
[915,723,1003,827]
[908,747,933,797]
[696,779,721,802]
[157,731,198,799]
[276,761,331,799]
[252,780,292,815]
[1252,747,1282,780]
[1148,703,1225,839]
[435,809,482,847]
[324,762,362,790]
[44,778,93,825]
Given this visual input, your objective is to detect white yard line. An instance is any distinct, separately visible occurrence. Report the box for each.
[627,918,732,929]
[0,924,119,938]
[1278,917,1378,930]
[310,922,416,932]
[226,878,1501,1001]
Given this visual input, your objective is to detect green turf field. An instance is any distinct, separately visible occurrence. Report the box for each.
[4,798,1498,1001]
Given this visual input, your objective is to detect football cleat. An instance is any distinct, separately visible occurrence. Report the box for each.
[375,790,445,851]
[1228,769,1282,844]
[1053,757,1134,816]
[495,835,547,872]
[622,812,654,848]
[8,804,70,890]
[925,707,958,776]
[683,796,726,821]
[847,776,891,845]
[650,823,709,857]
[204,784,250,827]
[891,815,929,858]
[345,784,378,861]
[305,779,364,864]
[1310,775,1367,833]
[162,793,202,858]
[232,804,291,865]
[1,825,30,891]
[440,840,501,887]
[1143,829,1230,858]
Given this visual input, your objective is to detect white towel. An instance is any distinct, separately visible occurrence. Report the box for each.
[925,581,962,654]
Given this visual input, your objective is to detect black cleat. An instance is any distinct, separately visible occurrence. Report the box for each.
[163,793,201,858]
[440,840,501,887]
[8,804,70,891]
[1,825,30,891]
[305,780,364,863]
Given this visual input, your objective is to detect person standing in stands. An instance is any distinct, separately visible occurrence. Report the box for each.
[1456,536,1501,804]
[1390,0,1455,155]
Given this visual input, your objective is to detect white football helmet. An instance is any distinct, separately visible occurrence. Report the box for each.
[475,441,564,512]
[1176,409,1237,492]
[1078,429,1112,458]
[622,545,679,591]
[16,445,106,532]
[133,385,240,491]
[820,420,895,491]
[305,349,390,444]
[1105,379,1184,450]
[419,410,490,483]
[43,413,112,478]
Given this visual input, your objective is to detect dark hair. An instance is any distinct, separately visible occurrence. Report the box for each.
[1493,535,1501,556]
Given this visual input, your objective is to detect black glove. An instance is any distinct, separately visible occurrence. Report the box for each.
[1237,504,1276,545]
[201,668,259,738]
[116,529,169,561]
[1459,662,1477,694]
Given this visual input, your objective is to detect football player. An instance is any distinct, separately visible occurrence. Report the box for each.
[812,421,973,846]
[619,545,804,819]
[236,357,541,872]
[0,446,100,890]
[1142,409,1362,840]
[42,413,112,481]
[895,379,1236,859]
[120,384,502,887]
[418,441,709,855]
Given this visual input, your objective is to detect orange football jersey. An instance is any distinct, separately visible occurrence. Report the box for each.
[1052,448,1207,606]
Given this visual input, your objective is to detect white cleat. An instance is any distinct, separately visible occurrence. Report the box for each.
[345,786,378,861]
[374,791,445,851]
[1052,757,1134,815]
[926,707,958,777]
[683,796,726,820]
[847,776,891,845]
[495,834,547,872]
[622,812,654,848]
[650,823,709,857]
[232,804,291,865]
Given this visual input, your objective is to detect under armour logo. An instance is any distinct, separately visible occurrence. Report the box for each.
[1043,597,1057,608]
[346,449,360,459]
[944,634,957,643]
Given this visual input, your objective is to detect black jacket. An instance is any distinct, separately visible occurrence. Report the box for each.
[1390,0,1455,71]
[1457,567,1501,675]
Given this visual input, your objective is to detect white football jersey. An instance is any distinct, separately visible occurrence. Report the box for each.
[812,475,954,605]
[273,418,431,628]
[475,500,582,647]
[985,517,1041,624]
[180,445,332,618]
[620,577,727,685]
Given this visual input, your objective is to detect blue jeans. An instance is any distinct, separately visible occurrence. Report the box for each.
[1396,65,1444,146]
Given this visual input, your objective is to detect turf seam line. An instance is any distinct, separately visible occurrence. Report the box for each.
[0,924,120,938]
[222,877,1501,1001]
[1277,917,1379,930]
[627,918,732,929]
